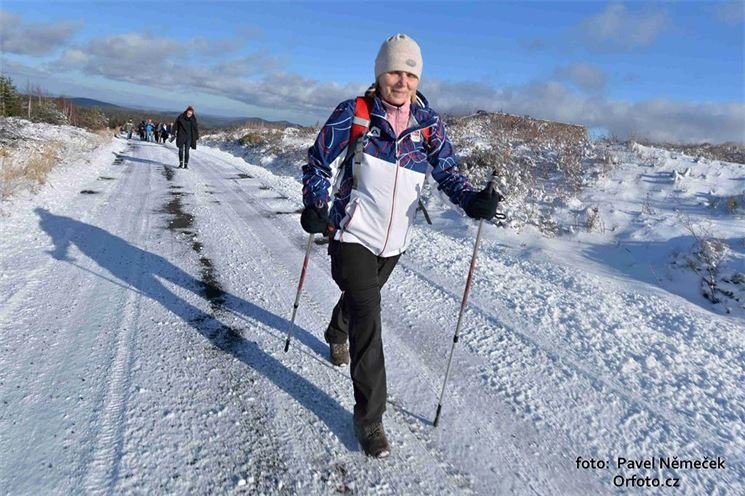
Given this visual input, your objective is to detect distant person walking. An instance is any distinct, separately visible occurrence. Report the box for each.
[124,119,134,139]
[145,119,155,142]
[172,106,199,169]
[159,122,169,143]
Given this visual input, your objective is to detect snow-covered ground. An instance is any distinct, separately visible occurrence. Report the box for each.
[1,121,743,494]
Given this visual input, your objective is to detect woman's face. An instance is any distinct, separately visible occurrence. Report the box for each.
[186,110,193,117]
[378,71,419,106]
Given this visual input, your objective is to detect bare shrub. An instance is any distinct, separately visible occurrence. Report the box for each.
[459,145,514,190]
[642,193,656,216]
[725,194,744,214]
[30,101,68,125]
[558,142,585,192]
[680,216,731,303]
[0,142,60,200]
[239,131,265,146]
[582,206,605,233]
[637,140,745,165]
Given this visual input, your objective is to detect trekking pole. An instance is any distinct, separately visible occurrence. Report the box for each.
[284,233,315,352]
[433,171,498,427]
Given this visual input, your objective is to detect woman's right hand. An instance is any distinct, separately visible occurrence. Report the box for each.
[301,204,329,233]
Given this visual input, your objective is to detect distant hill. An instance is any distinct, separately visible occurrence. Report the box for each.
[64,97,299,130]
[226,116,301,129]
[70,97,123,109]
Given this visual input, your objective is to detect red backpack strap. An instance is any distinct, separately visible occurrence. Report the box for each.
[348,96,372,190]
[351,96,371,144]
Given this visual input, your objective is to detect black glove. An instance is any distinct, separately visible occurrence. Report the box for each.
[301,204,329,233]
[464,184,503,220]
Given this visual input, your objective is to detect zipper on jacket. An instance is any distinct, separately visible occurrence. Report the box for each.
[379,121,437,254]
[380,141,400,254]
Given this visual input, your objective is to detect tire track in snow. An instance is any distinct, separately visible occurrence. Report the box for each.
[82,143,158,494]
[0,142,134,329]
[188,157,458,493]
[400,227,745,492]
[1,141,155,494]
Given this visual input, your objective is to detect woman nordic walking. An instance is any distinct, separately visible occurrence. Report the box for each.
[301,34,501,458]
[173,106,199,168]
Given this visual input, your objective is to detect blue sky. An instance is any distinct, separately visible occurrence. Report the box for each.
[1,1,743,142]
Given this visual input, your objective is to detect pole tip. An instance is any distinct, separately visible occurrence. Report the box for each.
[284,340,290,352]
[433,404,442,427]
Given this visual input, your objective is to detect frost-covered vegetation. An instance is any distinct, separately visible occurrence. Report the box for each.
[0,117,110,201]
[1,75,109,130]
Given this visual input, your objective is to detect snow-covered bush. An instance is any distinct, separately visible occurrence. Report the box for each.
[0,117,104,201]
[445,111,596,233]
[0,141,60,200]
[678,217,736,305]
[30,102,68,125]
[725,193,745,214]
[75,107,109,130]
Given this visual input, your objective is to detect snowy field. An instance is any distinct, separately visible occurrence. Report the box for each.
[1,121,743,495]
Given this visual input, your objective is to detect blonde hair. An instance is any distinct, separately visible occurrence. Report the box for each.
[367,81,418,104]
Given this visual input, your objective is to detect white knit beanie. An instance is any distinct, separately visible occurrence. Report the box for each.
[374,33,423,80]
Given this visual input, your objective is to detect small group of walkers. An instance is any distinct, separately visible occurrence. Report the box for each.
[301,34,502,459]
[124,119,170,143]
[122,106,199,169]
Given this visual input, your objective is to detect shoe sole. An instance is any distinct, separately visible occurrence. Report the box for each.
[373,449,390,459]
[354,426,391,459]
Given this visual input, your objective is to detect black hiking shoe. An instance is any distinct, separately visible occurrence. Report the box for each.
[354,420,391,459]
[178,163,183,168]
[184,163,188,169]
[329,342,350,366]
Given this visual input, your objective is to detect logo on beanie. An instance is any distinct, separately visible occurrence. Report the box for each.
[406,59,417,68]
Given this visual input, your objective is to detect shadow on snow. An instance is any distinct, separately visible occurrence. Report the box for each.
[35,207,357,450]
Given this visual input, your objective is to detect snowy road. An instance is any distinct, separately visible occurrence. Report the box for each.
[1,138,743,494]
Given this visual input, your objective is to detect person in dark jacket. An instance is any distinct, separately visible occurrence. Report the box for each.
[301,34,501,459]
[159,122,169,143]
[173,106,199,168]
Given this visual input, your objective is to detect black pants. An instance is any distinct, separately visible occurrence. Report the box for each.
[326,241,400,426]
[178,142,191,165]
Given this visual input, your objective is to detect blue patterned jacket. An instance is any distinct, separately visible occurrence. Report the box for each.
[302,92,475,257]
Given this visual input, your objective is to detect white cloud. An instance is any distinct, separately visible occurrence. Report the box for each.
[213,51,285,78]
[58,49,89,67]
[421,79,745,144]
[88,33,180,66]
[0,59,52,79]
[0,10,80,56]
[578,3,670,51]
[554,63,607,92]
